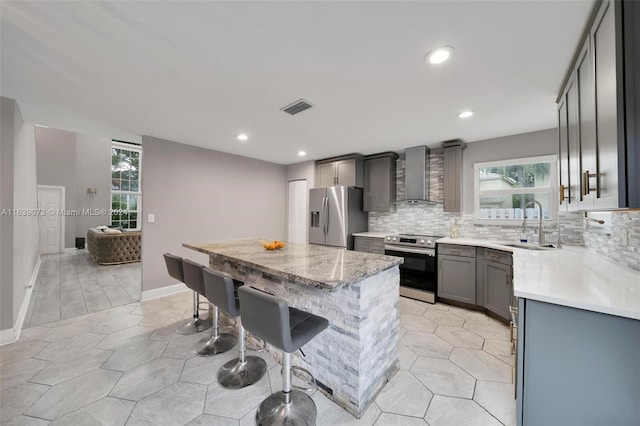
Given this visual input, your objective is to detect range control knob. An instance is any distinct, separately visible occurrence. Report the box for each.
[420,239,426,244]
[392,237,397,242]
[427,239,433,245]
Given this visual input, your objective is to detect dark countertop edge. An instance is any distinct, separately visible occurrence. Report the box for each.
[183,242,403,291]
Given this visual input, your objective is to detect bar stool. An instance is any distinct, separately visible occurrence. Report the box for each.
[179,259,212,334]
[194,268,239,356]
[238,286,329,425]
[211,270,267,389]
[164,253,208,334]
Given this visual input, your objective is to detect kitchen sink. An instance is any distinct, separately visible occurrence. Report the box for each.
[500,242,557,250]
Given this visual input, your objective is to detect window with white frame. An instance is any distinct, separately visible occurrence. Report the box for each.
[111,141,142,230]
[474,155,557,224]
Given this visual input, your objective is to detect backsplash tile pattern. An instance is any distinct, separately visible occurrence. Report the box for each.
[583,211,640,272]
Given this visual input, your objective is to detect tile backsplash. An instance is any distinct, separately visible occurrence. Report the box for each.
[369,154,640,272]
[583,211,640,272]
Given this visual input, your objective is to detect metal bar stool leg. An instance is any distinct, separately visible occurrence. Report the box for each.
[176,291,212,335]
[217,317,267,389]
[256,351,317,425]
[194,304,236,357]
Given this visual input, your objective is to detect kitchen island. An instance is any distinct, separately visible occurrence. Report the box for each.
[184,239,403,418]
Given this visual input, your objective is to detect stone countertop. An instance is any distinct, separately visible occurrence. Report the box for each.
[437,237,640,320]
[352,232,389,239]
[183,239,403,290]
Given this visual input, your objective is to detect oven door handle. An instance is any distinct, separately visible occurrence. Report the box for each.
[385,246,435,256]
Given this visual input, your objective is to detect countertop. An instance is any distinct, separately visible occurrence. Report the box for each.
[352,232,389,239]
[184,239,402,290]
[437,237,640,320]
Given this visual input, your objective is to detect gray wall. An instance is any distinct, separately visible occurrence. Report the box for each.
[35,129,111,247]
[0,97,39,332]
[74,134,111,235]
[462,128,557,212]
[141,136,287,293]
[35,127,77,247]
[1,97,17,330]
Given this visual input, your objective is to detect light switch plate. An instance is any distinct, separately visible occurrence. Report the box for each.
[147,213,155,223]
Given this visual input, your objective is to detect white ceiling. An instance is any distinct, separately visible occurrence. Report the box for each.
[1,1,594,165]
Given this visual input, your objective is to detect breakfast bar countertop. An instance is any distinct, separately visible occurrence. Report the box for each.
[183,239,402,290]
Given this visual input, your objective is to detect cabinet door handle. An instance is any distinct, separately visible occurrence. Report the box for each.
[450,249,462,254]
[583,171,589,196]
[583,170,597,196]
[559,184,565,203]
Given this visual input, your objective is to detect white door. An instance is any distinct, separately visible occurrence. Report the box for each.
[38,185,65,254]
[287,180,307,244]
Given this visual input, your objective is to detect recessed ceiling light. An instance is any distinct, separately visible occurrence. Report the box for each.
[426,46,454,65]
[457,110,475,119]
[298,151,307,157]
[236,133,248,141]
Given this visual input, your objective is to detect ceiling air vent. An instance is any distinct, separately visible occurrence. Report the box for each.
[281,99,313,115]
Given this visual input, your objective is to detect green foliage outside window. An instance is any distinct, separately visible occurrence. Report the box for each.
[111,143,141,229]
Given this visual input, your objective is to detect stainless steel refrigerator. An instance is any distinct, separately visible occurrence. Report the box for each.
[309,186,367,249]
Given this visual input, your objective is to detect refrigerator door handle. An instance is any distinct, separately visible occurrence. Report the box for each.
[323,196,329,237]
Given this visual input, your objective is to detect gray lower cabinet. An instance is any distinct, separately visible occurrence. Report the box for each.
[353,236,385,255]
[438,244,476,304]
[483,248,513,320]
[517,298,640,426]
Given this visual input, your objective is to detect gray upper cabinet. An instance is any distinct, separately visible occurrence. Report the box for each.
[557,0,640,209]
[441,140,466,212]
[558,97,571,210]
[363,153,398,212]
[592,0,620,209]
[576,38,597,210]
[566,77,581,212]
[315,155,364,188]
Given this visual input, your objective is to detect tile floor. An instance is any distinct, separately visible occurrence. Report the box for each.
[2,292,516,425]
[24,251,141,327]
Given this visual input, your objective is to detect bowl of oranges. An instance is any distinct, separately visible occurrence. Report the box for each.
[262,240,286,250]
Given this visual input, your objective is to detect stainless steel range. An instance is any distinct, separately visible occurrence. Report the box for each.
[384,234,443,304]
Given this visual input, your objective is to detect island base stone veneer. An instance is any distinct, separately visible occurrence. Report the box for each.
[184,239,402,418]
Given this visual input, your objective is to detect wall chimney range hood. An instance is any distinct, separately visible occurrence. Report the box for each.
[405,145,437,204]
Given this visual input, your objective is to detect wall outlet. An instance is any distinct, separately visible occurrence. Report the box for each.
[147,213,155,223]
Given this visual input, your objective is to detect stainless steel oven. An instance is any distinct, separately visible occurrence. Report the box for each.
[384,234,441,304]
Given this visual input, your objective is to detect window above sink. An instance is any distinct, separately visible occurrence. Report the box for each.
[474,155,558,225]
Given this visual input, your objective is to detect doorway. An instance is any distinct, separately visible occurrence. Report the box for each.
[37,185,64,254]
[287,180,307,244]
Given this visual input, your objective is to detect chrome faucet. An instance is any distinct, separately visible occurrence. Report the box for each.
[522,200,544,246]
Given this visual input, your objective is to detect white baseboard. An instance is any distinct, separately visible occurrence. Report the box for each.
[0,328,17,346]
[0,256,41,346]
[141,283,188,302]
